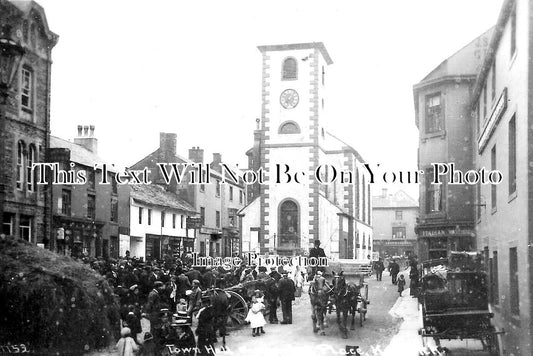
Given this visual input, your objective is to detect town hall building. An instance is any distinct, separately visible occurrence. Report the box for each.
[239,43,373,260]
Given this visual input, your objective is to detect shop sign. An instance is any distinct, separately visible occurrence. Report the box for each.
[419,228,473,238]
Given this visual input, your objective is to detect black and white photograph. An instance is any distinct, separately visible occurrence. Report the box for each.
[0,0,528,355]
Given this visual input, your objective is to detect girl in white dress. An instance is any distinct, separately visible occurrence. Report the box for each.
[245,290,266,336]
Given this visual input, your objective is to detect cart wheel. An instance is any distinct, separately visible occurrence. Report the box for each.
[225,290,248,327]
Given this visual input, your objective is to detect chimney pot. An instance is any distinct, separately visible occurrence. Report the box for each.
[77,125,83,137]
[89,125,95,137]
[83,126,89,137]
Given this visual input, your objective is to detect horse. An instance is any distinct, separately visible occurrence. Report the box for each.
[308,274,331,335]
[202,288,230,350]
[332,272,365,337]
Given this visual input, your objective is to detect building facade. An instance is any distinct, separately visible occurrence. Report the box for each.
[372,189,418,258]
[118,184,196,260]
[413,30,491,261]
[129,133,246,258]
[49,126,119,259]
[471,0,533,354]
[0,0,57,246]
[240,43,373,260]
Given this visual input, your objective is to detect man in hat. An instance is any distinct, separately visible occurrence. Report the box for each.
[154,309,177,353]
[173,320,196,356]
[145,281,167,327]
[309,239,327,280]
[196,297,217,355]
[202,266,216,289]
[278,272,296,324]
[187,280,203,317]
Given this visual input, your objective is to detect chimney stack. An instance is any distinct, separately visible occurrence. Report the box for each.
[159,133,177,161]
[73,125,98,153]
[188,147,204,163]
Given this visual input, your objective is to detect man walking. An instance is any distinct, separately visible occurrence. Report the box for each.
[389,259,400,285]
[374,258,385,281]
[278,272,296,324]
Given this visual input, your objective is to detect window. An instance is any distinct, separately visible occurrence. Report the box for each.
[509,247,519,315]
[110,197,118,222]
[491,60,496,101]
[200,207,205,226]
[426,167,442,213]
[111,175,118,194]
[279,121,300,134]
[395,210,403,220]
[477,180,482,220]
[216,180,220,197]
[229,186,234,201]
[172,214,176,229]
[161,211,165,227]
[216,210,220,228]
[392,226,406,239]
[425,93,443,133]
[362,176,366,221]
[19,215,32,242]
[87,169,95,190]
[2,213,14,236]
[27,145,36,191]
[492,251,499,305]
[87,194,96,219]
[181,215,185,229]
[483,84,487,121]
[138,207,143,224]
[21,67,33,110]
[510,7,516,57]
[278,200,299,248]
[228,209,238,227]
[509,115,516,195]
[239,190,243,204]
[322,65,325,86]
[491,145,497,209]
[147,209,152,225]
[367,185,371,224]
[17,141,24,190]
[282,57,297,80]
[61,189,71,216]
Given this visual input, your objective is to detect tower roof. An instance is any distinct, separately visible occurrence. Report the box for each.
[257,42,333,65]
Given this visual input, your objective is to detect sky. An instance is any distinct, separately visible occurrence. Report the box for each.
[37,0,505,200]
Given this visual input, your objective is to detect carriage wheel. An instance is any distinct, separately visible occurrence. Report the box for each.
[225,290,248,327]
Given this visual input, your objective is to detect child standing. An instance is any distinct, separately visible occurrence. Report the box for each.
[245,290,266,336]
[397,274,406,297]
[116,327,138,356]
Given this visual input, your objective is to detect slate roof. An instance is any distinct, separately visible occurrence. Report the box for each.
[130,184,197,213]
[50,135,118,172]
[373,190,418,209]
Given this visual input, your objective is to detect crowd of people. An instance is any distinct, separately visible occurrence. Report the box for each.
[81,250,303,355]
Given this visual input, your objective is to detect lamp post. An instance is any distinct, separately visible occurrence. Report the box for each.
[0,24,25,238]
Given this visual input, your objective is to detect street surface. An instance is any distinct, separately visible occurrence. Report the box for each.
[218,273,403,356]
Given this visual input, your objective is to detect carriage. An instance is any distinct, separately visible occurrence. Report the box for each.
[307,259,371,338]
[417,252,504,355]
[200,278,273,328]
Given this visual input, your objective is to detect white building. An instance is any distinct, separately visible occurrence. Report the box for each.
[240,43,372,260]
[118,184,197,260]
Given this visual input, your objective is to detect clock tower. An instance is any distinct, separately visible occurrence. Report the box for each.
[255,43,333,255]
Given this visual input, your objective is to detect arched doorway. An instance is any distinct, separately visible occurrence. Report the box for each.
[278,199,300,254]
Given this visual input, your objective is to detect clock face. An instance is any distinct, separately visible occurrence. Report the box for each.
[280,89,299,109]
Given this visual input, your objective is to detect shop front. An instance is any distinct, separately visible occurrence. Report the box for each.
[373,239,416,258]
[145,234,193,261]
[415,224,475,261]
[53,216,105,259]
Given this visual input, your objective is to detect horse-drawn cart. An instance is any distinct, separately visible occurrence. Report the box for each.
[418,252,504,355]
